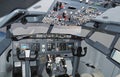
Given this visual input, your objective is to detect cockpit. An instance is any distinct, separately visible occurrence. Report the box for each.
[0,0,120,77]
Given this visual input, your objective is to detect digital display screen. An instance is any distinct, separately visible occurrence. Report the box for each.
[59,43,66,51]
[47,43,55,51]
[66,43,74,50]
[21,44,29,50]
[111,48,120,64]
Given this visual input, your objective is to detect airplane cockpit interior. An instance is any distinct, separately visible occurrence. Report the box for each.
[0,0,120,77]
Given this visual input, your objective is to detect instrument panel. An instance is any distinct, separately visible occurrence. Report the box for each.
[14,39,76,53]
[13,33,81,60]
[12,38,77,68]
[12,33,82,64]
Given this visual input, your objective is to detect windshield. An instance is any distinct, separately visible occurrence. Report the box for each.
[0,27,6,41]
[0,32,6,41]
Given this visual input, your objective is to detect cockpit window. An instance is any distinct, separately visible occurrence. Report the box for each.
[0,32,6,41]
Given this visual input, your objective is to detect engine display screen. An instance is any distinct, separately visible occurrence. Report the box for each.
[111,48,120,64]
[66,43,74,50]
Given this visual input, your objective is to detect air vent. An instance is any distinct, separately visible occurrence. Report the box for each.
[34,5,42,9]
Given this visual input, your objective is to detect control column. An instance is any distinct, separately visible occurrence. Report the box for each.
[72,46,87,77]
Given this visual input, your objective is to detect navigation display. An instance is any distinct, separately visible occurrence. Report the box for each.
[21,44,29,50]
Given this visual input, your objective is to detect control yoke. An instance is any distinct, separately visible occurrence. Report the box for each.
[72,47,87,57]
